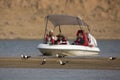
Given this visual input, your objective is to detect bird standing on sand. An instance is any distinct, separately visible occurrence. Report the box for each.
[109,57,116,60]
[41,57,46,65]
[59,59,66,65]
[56,54,65,58]
[21,54,31,59]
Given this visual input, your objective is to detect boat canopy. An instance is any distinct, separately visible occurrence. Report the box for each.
[46,15,88,27]
[44,15,90,39]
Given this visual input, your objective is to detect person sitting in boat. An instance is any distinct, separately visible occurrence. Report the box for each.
[56,34,68,45]
[75,30,84,45]
[75,30,89,46]
[45,30,56,44]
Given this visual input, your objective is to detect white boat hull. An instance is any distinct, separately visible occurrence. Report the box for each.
[37,44,100,56]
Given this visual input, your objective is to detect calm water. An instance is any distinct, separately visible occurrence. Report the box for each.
[0,68,120,80]
[0,40,40,57]
[0,40,120,80]
[0,40,120,57]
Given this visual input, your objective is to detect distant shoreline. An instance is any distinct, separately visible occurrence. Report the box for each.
[0,57,120,70]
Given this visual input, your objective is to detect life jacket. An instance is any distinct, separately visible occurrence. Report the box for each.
[46,34,55,44]
[57,36,67,45]
[82,31,89,46]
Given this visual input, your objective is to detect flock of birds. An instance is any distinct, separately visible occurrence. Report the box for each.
[21,54,116,65]
[21,54,67,65]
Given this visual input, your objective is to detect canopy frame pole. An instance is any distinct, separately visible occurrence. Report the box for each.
[82,19,90,33]
[58,25,62,33]
[43,16,48,41]
[79,26,82,30]
[76,17,82,30]
[87,25,90,33]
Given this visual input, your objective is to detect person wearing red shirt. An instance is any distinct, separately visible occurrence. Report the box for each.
[75,30,89,46]
[45,30,56,44]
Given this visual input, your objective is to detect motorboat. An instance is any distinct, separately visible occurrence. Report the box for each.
[37,15,100,57]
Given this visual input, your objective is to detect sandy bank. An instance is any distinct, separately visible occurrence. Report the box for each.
[0,57,120,70]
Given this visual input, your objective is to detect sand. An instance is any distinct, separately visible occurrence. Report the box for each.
[0,57,120,70]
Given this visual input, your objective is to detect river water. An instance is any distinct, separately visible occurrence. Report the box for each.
[0,68,120,80]
[0,40,120,80]
[0,40,120,57]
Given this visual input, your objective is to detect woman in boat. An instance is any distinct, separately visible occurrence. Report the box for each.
[56,34,68,45]
[45,30,56,44]
[75,30,89,46]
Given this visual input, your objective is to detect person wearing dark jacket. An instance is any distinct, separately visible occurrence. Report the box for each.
[75,30,88,46]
